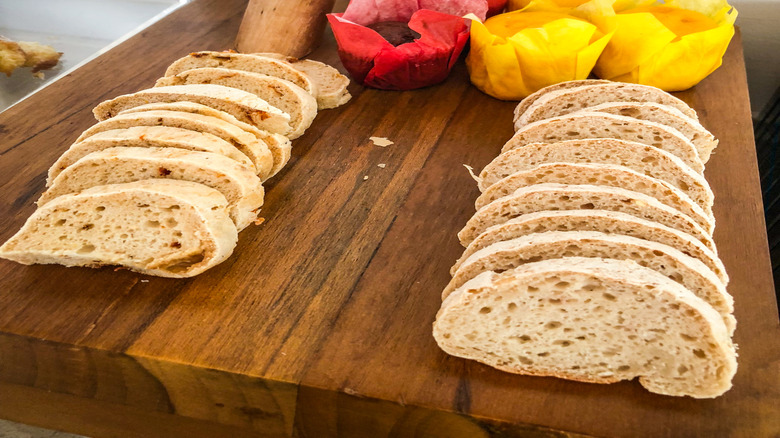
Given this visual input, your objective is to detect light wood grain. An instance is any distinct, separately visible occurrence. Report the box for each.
[0,1,777,435]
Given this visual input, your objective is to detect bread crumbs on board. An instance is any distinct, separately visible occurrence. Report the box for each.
[377,163,386,168]
[369,136,393,147]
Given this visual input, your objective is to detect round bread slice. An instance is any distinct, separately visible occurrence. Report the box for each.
[458,183,715,253]
[504,113,704,174]
[155,68,317,139]
[74,109,274,180]
[119,102,291,178]
[513,82,698,129]
[477,139,713,212]
[513,79,613,124]
[255,52,351,110]
[582,102,718,163]
[39,147,264,231]
[444,230,734,334]
[49,126,257,186]
[476,163,714,233]
[0,180,237,278]
[433,257,737,399]
[164,51,317,96]
[93,84,292,136]
[452,210,728,285]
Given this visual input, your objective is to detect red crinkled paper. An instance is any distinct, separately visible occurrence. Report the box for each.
[327,0,494,90]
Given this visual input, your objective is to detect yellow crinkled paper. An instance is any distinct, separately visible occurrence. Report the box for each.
[467,0,615,100]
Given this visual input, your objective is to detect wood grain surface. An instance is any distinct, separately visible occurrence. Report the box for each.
[0,0,777,436]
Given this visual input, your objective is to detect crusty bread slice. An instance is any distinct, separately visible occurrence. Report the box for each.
[119,102,291,178]
[40,147,264,231]
[458,183,715,253]
[444,231,734,334]
[74,109,274,179]
[504,112,704,174]
[582,102,718,163]
[476,163,714,232]
[452,210,728,285]
[433,257,737,398]
[513,82,698,129]
[155,68,317,139]
[255,53,351,109]
[164,51,317,96]
[93,84,292,136]
[0,180,237,278]
[49,126,257,185]
[478,139,713,212]
[513,79,613,124]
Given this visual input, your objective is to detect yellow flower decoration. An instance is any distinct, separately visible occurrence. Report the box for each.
[467,0,614,100]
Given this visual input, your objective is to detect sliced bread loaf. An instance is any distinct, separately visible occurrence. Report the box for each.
[74,109,274,179]
[475,163,714,232]
[48,126,256,185]
[93,84,292,136]
[477,139,713,212]
[443,231,734,334]
[513,82,698,129]
[513,79,613,124]
[458,183,715,253]
[452,210,728,285]
[433,257,737,398]
[255,53,351,110]
[0,180,237,278]
[119,102,291,178]
[155,68,317,139]
[39,147,264,231]
[504,112,704,174]
[582,102,718,163]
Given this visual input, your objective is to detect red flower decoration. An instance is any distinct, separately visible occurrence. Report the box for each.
[327,0,493,90]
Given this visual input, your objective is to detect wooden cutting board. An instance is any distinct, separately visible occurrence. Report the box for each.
[0,0,777,436]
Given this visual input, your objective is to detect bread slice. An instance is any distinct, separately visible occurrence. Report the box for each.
[452,210,728,285]
[458,183,715,253]
[478,139,713,212]
[119,102,291,178]
[513,82,698,129]
[582,102,718,163]
[0,180,237,278]
[513,79,613,124]
[444,231,734,333]
[164,51,317,96]
[255,53,351,109]
[476,163,714,233]
[93,84,292,136]
[433,257,737,398]
[40,147,264,231]
[73,109,274,179]
[504,112,704,174]
[49,126,257,185]
[155,68,317,139]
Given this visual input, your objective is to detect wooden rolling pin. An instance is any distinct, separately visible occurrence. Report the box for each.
[235,0,337,57]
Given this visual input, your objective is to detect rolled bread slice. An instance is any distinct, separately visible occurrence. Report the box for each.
[476,163,714,233]
[155,68,317,139]
[164,51,317,97]
[0,180,237,278]
[443,231,734,334]
[504,112,704,174]
[255,53,352,109]
[433,257,737,399]
[48,126,256,186]
[458,183,715,253]
[119,102,291,178]
[452,210,728,285]
[513,79,613,124]
[478,139,713,212]
[583,102,718,163]
[73,110,274,180]
[39,147,264,231]
[93,84,292,136]
[513,82,697,129]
